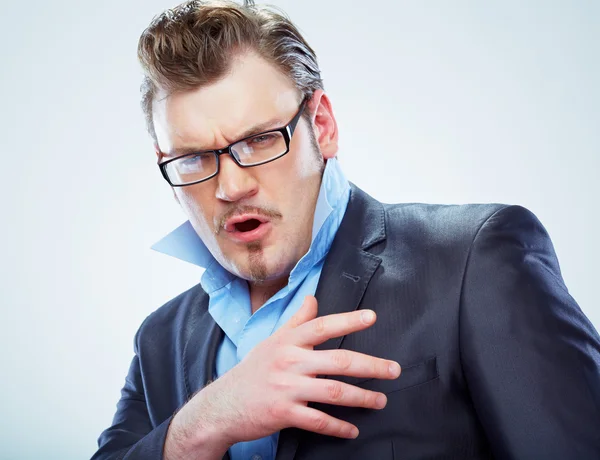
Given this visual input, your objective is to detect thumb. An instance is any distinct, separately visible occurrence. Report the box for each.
[279,295,318,332]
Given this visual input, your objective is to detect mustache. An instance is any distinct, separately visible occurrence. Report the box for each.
[216,205,283,234]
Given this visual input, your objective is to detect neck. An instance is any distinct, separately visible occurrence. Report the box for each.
[248,277,288,314]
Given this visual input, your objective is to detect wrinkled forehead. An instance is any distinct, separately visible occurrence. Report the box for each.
[152,53,300,153]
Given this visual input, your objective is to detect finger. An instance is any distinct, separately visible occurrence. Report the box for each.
[295,375,388,410]
[291,309,377,347]
[297,349,401,380]
[290,404,359,439]
[278,295,318,333]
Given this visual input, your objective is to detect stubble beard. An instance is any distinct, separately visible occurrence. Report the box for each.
[246,241,268,283]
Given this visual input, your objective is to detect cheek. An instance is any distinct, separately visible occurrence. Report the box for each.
[293,128,324,178]
[175,188,216,234]
[271,134,321,188]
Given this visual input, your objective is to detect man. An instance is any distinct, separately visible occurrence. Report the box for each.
[93,0,600,459]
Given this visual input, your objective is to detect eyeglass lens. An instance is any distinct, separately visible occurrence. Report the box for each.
[165,130,287,185]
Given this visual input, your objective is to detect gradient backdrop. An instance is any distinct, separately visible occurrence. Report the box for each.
[1,0,598,458]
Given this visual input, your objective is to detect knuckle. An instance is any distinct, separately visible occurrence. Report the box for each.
[326,381,344,402]
[267,401,290,422]
[266,373,292,392]
[332,350,352,371]
[313,317,326,337]
[274,351,299,371]
[361,390,370,407]
[311,413,329,432]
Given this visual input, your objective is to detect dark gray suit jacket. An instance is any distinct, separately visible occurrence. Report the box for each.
[93,185,600,460]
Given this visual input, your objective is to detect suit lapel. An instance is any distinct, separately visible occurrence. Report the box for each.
[182,297,231,460]
[313,240,383,351]
[275,185,386,460]
[182,293,223,397]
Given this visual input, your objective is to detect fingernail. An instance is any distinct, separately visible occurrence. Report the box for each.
[361,310,375,323]
[350,427,359,438]
[376,394,387,408]
[389,362,400,377]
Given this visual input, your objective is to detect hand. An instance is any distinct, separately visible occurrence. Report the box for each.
[171,295,401,452]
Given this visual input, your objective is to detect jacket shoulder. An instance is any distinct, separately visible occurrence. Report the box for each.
[135,282,209,350]
[382,201,513,248]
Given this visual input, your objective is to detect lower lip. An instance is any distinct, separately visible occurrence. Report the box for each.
[226,221,272,243]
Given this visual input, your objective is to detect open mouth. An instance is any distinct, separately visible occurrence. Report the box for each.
[234,218,262,233]
[223,212,274,243]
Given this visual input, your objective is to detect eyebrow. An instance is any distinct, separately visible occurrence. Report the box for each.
[166,118,284,157]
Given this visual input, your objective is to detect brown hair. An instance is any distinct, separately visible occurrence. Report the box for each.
[137,0,324,142]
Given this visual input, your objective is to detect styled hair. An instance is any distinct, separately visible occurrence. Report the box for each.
[137,0,324,141]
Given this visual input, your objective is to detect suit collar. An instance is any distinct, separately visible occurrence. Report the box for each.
[312,182,386,349]
[339,183,386,250]
[182,297,223,398]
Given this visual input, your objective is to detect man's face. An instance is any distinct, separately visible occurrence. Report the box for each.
[152,52,338,284]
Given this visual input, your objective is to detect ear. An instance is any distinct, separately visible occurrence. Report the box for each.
[308,90,339,160]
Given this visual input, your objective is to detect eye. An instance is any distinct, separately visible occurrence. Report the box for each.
[178,153,214,173]
[181,154,203,166]
[249,133,277,145]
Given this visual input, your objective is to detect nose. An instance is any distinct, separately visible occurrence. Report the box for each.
[215,154,258,202]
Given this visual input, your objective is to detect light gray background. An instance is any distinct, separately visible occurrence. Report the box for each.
[1,0,598,458]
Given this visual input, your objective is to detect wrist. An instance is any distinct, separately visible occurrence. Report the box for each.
[164,391,232,460]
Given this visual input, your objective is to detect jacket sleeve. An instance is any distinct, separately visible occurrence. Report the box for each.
[91,326,174,460]
[460,205,600,459]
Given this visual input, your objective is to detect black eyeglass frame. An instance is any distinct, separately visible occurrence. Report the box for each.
[158,98,308,187]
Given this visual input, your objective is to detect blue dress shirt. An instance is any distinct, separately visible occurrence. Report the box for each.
[151,158,350,460]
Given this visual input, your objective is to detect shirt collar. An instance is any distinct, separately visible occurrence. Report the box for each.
[151,157,349,276]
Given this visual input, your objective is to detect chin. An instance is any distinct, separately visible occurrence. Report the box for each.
[229,249,296,285]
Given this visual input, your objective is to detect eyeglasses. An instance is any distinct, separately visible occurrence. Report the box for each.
[158,98,307,187]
